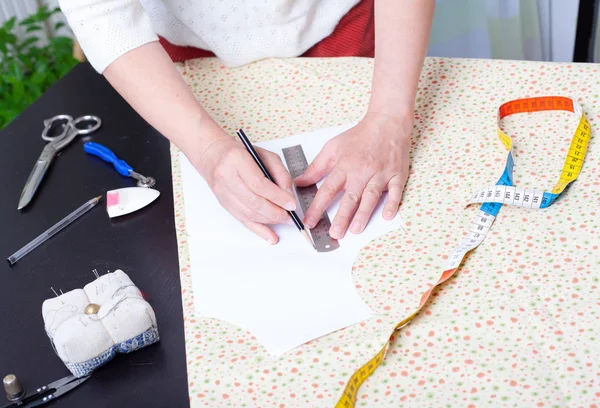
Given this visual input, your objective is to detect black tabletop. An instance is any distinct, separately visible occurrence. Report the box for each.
[0,63,188,407]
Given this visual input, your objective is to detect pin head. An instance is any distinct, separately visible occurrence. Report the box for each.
[84,303,100,315]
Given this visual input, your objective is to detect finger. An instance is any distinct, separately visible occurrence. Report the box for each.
[294,142,336,187]
[242,220,279,245]
[234,176,293,224]
[382,174,407,220]
[259,150,294,195]
[303,169,346,229]
[349,178,385,234]
[239,162,297,212]
[330,182,365,239]
[224,191,293,226]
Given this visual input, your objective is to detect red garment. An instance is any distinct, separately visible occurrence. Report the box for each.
[158,0,374,62]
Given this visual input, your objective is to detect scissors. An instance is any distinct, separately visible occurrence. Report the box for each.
[2,374,91,408]
[18,114,102,210]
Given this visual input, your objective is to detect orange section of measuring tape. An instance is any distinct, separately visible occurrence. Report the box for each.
[499,96,574,119]
[335,96,590,408]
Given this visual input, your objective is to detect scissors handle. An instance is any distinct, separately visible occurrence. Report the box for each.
[53,115,102,152]
[22,375,91,408]
[41,114,73,142]
[42,114,102,149]
[84,142,133,176]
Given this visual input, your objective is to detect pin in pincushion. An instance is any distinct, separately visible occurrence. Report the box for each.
[42,270,159,377]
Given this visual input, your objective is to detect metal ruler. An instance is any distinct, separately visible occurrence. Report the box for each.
[334,96,592,407]
[282,145,340,252]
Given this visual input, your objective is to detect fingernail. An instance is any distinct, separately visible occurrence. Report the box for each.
[284,202,296,211]
[305,217,316,228]
[384,210,395,219]
[331,225,342,238]
[267,238,275,245]
[351,222,362,233]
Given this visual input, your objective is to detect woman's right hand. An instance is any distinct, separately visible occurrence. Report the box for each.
[195,135,298,245]
[100,43,296,244]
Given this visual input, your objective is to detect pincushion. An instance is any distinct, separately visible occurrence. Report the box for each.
[42,270,159,377]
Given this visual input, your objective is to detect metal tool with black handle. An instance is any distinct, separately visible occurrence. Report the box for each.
[2,374,90,408]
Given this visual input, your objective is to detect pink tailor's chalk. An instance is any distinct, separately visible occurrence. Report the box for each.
[105,187,160,218]
[106,191,120,208]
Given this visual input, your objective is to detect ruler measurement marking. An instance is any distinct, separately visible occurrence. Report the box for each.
[282,145,339,252]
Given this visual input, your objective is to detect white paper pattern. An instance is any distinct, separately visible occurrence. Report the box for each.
[179,124,407,356]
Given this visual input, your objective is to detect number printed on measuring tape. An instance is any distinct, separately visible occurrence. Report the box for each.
[335,96,592,408]
[470,185,547,209]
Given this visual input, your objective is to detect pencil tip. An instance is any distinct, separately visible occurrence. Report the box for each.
[301,230,315,249]
[93,195,102,203]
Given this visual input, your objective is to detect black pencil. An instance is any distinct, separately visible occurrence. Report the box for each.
[236,128,315,249]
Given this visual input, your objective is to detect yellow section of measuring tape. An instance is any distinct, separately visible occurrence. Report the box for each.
[553,115,590,194]
[335,345,387,408]
[334,96,591,408]
[335,311,419,407]
[497,111,590,195]
[497,128,513,150]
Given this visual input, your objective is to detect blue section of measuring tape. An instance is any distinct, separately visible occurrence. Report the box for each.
[479,149,561,214]
[540,192,558,209]
[480,151,514,217]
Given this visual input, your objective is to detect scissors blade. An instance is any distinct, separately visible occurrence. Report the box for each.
[23,375,91,408]
[18,145,57,210]
[47,375,91,399]
[45,375,78,390]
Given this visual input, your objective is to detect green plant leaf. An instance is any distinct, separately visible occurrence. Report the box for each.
[3,17,16,31]
[54,21,65,31]
[19,16,37,26]
[50,36,73,48]
[30,71,47,85]
[2,32,18,46]
[11,81,25,104]
[18,36,39,50]
[0,109,19,128]
[0,5,79,130]
[25,25,43,33]
[34,59,49,72]
[28,83,43,98]
[36,6,54,21]
[9,60,23,81]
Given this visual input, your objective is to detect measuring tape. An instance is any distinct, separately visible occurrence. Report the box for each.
[283,145,340,252]
[334,96,591,407]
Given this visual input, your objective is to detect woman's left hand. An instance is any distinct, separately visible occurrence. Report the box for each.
[294,112,412,239]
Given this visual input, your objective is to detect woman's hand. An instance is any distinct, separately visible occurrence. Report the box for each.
[196,135,297,245]
[101,43,298,245]
[294,112,412,239]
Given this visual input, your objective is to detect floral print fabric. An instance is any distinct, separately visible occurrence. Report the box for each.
[171,57,600,407]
